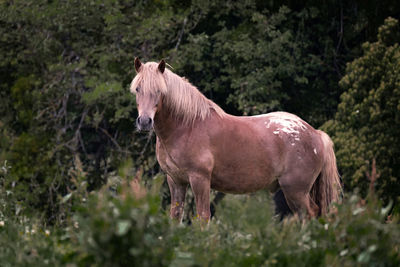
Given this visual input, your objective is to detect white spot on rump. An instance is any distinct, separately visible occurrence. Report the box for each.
[264,113,307,138]
[266,118,306,135]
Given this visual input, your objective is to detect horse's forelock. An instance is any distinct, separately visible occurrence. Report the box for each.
[130,62,167,95]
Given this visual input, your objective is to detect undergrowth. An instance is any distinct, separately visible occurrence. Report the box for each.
[1,162,399,266]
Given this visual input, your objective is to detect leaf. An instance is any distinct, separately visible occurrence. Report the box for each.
[61,193,73,204]
[116,220,131,236]
[381,200,393,215]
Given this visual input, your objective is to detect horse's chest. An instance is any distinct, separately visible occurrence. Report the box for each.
[156,140,187,181]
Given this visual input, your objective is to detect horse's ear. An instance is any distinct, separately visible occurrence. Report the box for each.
[158,59,165,73]
[134,57,142,73]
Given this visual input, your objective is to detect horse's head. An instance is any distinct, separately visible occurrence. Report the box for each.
[130,58,167,131]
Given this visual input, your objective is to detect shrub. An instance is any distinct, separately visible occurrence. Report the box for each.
[172,192,400,266]
[1,163,399,266]
[68,175,174,266]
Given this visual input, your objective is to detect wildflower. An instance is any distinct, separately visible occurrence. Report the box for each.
[0,221,4,227]
[74,221,79,229]
[45,229,50,236]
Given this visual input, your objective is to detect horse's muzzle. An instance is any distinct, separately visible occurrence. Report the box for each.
[136,116,153,131]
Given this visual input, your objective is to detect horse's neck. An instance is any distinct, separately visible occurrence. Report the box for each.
[153,103,182,143]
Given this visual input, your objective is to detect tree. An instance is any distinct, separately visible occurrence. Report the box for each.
[173,2,342,125]
[322,17,400,211]
[0,0,174,221]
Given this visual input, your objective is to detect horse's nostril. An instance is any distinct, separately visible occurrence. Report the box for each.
[136,116,152,128]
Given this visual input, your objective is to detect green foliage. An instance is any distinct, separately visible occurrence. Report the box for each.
[1,179,399,266]
[170,193,399,267]
[174,3,340,124]
[2,159,400,266]
[10,76,39,130]
[0,0,154,221]
[0,218,65,266]
[68,179,174,266]
[0,160,68,266]
[322,17,400,210]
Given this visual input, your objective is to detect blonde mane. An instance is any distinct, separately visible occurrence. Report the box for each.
[130,62,225,125]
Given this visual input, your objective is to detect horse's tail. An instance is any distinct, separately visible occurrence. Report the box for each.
[311,130,342,215]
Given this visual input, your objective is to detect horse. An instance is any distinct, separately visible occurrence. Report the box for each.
[130,58,342,221]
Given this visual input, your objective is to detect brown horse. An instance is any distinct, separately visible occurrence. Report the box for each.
[130,58,342,221]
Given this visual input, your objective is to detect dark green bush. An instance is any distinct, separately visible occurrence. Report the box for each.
[0,160,71,266]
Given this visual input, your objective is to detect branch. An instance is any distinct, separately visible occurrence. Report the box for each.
[138,130,154,160]
[175,17,187,51]
[74,109,88,154]
[366,158,380,195]
[99,127,122,151]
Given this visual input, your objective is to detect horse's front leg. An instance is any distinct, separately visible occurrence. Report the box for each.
[167,175,187,222]
[188,173,211,221]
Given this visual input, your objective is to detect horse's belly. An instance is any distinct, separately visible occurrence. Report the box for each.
[210,166,277,194]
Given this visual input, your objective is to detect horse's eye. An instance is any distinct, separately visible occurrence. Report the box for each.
[136,87,139,93]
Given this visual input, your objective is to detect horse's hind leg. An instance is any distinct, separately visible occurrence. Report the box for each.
[273,189,292,220]
[167,175,187,221]
[278,175,319,218]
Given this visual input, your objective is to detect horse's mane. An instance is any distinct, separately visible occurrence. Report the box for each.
[130,62,225,125]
